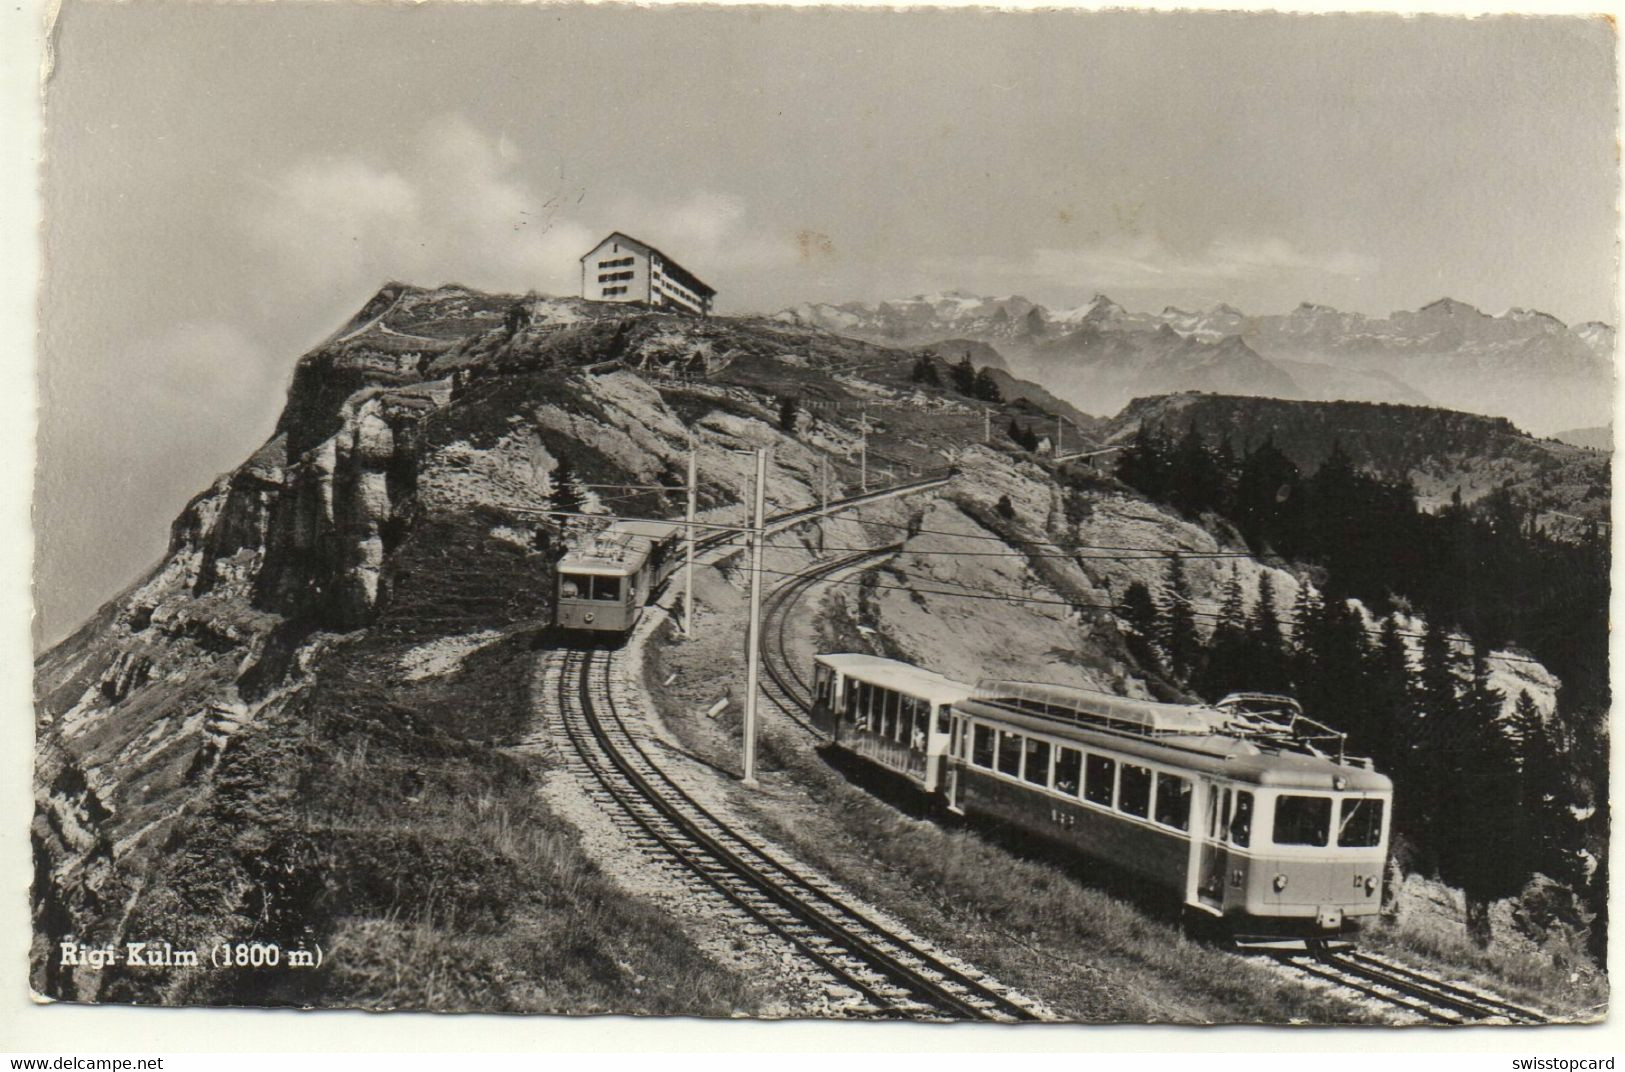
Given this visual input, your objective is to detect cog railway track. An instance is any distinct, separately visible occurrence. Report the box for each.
[551,643,1041,1021]
[1267,946,1548,1024]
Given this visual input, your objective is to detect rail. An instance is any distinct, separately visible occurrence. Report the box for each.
[553,644,1041,1020]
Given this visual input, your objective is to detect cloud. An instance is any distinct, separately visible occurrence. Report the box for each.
[243,114,596,304]
[919,233,1377,296]
[598,189,799,279]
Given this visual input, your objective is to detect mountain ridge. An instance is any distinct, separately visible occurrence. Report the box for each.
[778,292,1614,434]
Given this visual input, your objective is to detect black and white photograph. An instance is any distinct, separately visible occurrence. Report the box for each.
[20,0,1617,1034]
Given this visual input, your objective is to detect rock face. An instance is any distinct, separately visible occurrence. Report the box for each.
[780,293,1615,434]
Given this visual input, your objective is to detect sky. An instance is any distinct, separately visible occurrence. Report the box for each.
[34,3,1618,646]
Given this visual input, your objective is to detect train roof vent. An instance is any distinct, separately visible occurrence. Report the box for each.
[969,679,1222,738]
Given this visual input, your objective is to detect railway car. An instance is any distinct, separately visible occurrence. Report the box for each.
[810,655,1393,944]
[554,520,679,637]
[809,654,974,792]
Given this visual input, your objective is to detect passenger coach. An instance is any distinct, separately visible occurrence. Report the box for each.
[809,654,1393,944]
[810,654,973,793]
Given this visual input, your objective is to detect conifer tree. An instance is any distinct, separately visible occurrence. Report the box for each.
[1119,580,1165,676]
[1507,690,1576,886]
[1159,555,1200,683]
[1115,425,1171,501]
[951,355,977,395]
[777,395,799,433]
[1194,566,1247,700]
[1366,614,1414,777]
[1234,435,1303,553]
[1405,617,1461,873]
[549,456,586,526]
[1287,581,1324,686]
[972,366,1003,403]
[1170,421,1224,517]
[1242,572,1290,692]
[1440,645,1524,944]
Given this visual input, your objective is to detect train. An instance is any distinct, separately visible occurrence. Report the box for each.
[809,654,1393,945]
[554,520,681,636]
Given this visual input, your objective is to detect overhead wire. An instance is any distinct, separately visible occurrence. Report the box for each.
[734,548,1551,667]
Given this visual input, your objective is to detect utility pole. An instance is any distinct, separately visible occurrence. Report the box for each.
[984,407,992,444]
[683,437,697,636]
[1057,415,1063,457]
[859,406,868,494]
[741,447,768,787]
[820,455,829,512]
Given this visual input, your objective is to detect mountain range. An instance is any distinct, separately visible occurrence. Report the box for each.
[776,293,1616,436]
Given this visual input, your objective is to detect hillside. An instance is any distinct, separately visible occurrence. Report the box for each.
[780,293,1614,435]
[33,287,1604,1017]
[27,285,1175,1012]
[1108,393,1611,530]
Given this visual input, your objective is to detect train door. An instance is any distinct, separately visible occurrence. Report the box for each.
[1196,784,1230,910]
[811,663,836,739]
[943,711,964,814]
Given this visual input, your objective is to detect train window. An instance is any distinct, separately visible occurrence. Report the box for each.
[1272,794,1331,847]
[1209,788,1226,838]
[883,689,900,740]
[1023,738,1050,786]
[936,704,951,736]
[1337,798,1385,848]
[844,680,859,722]
[996,731,1023,777]
[1154,772,1192,831]
[1054,747,1082,796]
[855,682,871,729]
[972,724,995,768]
[560,575,583,599]
[815,667,833,707]
[1230,791,1253,848]
[1084,754,1115,807]
[1118,764,1152,818]
[911,706,929,750]
[591,575,621,601]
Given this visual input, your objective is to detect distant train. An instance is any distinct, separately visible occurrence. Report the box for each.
[809,654,1392,945]
[555,520,681,636]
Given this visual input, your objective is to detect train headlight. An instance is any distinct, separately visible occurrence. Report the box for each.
[1272,873,1289,892]
[584,613,595,624]
[1364,876,1378,896]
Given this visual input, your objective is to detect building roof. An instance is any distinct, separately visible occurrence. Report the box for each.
[814,653,975,706]
[580,231,717,298]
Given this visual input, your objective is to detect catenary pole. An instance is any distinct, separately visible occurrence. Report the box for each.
[742,447,769,787]
[683,437,697,636]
